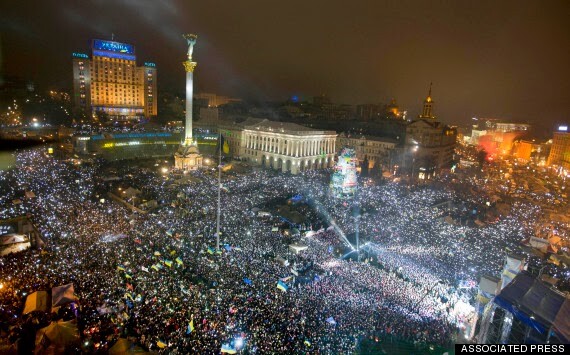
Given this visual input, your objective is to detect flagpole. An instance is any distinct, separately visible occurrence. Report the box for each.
[216,131,222,250]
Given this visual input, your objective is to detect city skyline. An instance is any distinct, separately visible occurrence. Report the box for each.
[1,2,570,351]
[1,0,569,128]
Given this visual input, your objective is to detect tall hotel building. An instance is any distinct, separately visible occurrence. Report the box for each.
[547,125,570,173]
[72,39,157,121]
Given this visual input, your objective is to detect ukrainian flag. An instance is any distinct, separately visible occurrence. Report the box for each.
[125,273,132,279]
[277,280,289,292]
[157,340,168,348]
[151,265,159,271]
[186,318,194,334]
[304,340,312,347]
[164,260,173,268]
[117,265,125,271]
[176,257,183,266]
[221,344,236,354]
[207,247,215,254]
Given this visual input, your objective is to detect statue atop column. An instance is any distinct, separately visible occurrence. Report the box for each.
[183,34,198,61]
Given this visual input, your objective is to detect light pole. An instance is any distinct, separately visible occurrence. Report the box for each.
[216,131,222,251]
[412,280,443,314]
[409,145,418,188]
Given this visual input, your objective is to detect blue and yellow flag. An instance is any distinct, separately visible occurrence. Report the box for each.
[176,257,183,266]
[186,318,194,334]
[164,260,173,268]
[125,273,132,279]
[157,340,168,348]
[207,247,215,254]
[117,265,125,271]
[219,134,230,155]
[277,280,289,292]
[304,340,312,347]
[221,344,236,354]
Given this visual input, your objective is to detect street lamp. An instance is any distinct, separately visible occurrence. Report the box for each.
[409,145,418,187]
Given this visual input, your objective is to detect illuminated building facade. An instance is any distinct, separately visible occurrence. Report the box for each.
[512,140,533,162]
[71,53,91,113]
[219,118,336,174]
[468,119,531,159]
[547,125,570,173]
[72,132,218,161]
[337,133,397,170]
[404,85,457,175]
[72,39,157,120]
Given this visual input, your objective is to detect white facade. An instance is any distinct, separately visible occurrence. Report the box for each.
[238,119,337,174]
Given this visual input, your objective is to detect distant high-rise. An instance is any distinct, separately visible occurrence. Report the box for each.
[72,39,157,121]
[356,104,380,120]
[547,125,570,172]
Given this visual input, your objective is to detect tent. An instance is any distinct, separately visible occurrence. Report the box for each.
[123,187,142,198]
[289,243,309,255]
[51,284,78,307]
[304,230,317,238]
[35,320,79,354]
[527,236,550,253]
[0,234,27,245]
[275,256,289,267]
[493,272,570,343]
[23,291,49,314]
[0,234,31,256]
[109,338,148,354]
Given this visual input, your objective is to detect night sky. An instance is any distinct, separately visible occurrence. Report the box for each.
[1,0,569,127]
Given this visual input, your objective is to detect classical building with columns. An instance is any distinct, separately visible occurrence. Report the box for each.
[221,119,337,174]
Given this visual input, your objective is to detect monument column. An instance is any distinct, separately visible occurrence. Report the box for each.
[175,33,203,170]
[183,62,196,144]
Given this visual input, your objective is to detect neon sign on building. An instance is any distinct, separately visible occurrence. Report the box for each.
[72,53,89,59]
[92,39,134,54]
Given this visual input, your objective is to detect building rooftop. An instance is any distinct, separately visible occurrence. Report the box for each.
[243,119,336,136]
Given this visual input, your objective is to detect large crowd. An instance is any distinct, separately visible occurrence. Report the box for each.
[0,148,568,353]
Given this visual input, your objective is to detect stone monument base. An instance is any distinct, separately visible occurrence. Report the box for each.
[174,143,203,170]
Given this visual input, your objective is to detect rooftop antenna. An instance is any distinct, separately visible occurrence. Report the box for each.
[111,33,115,41]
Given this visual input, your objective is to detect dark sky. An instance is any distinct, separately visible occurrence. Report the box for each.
[1,0,569,127]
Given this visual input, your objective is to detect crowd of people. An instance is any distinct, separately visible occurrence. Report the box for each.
[0,148,567,353]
